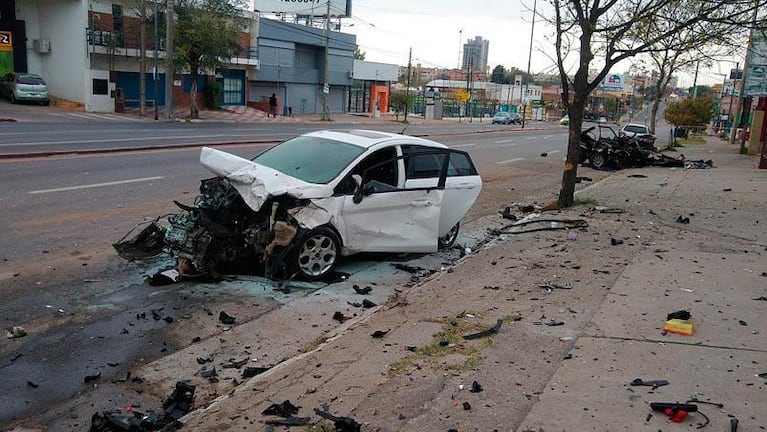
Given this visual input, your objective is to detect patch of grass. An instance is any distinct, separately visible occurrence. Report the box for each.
[299,336,328,354]
[387,314,511,376]
[573,197,599,207]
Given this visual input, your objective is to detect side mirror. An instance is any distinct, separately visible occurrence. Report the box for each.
[352,174,364,204]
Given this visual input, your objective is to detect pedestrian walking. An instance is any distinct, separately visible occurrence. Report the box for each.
[269,93,277,118]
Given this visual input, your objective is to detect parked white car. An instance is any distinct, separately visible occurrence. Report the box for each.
[119,130,483,281]
[618,123,652,138]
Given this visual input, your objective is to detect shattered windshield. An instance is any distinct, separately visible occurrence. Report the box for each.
[252,136,366,184]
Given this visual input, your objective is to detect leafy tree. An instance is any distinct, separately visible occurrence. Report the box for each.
[548,0,760,207]
[633,4,738,134]
[490,65,509,84]
[664,96,715,127]
[389,90,414,122]
[454,88,471,121]
[173,0,246,119]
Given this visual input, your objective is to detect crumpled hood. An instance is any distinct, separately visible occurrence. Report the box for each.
[200,147,335,211]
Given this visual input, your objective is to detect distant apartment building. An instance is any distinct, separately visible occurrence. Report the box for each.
[462,36,489,73]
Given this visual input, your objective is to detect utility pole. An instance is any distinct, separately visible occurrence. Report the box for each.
[153,0,159,120]
[164,0,174,120]
[692,60,700,98]
[405,47,412,123]
[457,29,463,69]
[320,0,331,121]
[466,58,473,123]
[522,0,537,129]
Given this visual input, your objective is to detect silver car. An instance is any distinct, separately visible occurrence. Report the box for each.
[0,72,50,105]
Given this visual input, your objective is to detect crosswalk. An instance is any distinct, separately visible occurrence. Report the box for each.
[47,112,149,122]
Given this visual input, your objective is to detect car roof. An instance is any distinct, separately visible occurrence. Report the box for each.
[302,129,448,150]
[622,123,648,128]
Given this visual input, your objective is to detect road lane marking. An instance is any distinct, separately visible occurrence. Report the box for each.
[526,136,537,140]
[29,176,165,194]
[496,158,525,164]
[0,134,269,147]
[546,150,561,155]
[451,143,477,148]
[495,138,515,143]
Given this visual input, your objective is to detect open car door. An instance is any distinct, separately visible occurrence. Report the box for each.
[339,146,445,254]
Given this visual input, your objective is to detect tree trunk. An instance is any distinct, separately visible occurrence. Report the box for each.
[190,68,199,119]
[139,14,147,117]
[557,89,587,208]
[650,97,661,134]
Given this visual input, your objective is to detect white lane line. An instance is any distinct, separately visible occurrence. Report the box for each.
[29,176,165,194]
[496,157,525,164]
[546,150,561,155]
[526,136,537,140]
[451,143,477,148]
[1,134,264,147]
[495,138,515,143]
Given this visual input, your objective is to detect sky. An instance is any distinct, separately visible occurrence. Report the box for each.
[348,0,553,73]
[254,0,742,87]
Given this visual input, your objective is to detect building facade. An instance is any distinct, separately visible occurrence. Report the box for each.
[0,0,393,115]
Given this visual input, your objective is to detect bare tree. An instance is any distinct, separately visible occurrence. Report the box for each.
[549,0,763,207]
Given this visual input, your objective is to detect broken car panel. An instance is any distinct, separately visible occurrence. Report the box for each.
[116,130,482,281]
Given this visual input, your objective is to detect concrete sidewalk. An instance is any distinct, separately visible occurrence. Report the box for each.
[159,137,766,431]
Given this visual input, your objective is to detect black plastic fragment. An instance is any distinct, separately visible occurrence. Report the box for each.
[463,319,503,340]
[262,400,300,417]
[219,311,236,325]
[469,380,483,393]
[222,358,248,369]
[333,311,349,323]
[313,408,362,432]
[163,381,195,420]
[353,285,372,295]
[84,372,102,383]
[265,417,310,426]
[371,329,390,338]
[667,310,691,320]
[462,401,471,410]
[362,299,377,308]
[242,366,270,378]
[630,378,669,389]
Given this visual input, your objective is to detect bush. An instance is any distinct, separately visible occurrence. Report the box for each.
[204,81,222,109]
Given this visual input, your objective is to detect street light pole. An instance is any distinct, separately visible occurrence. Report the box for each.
[522,0,537,129]
[153,0,159,120]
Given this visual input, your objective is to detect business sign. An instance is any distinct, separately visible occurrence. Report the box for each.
[745,30,767,96]
[254,0,352,17]
[0,31,12,52]
[603,74,623,91]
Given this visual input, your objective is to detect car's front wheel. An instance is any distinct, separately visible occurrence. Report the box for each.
[591,152,607,169]
[9,93,16,104]
[292,227,341,280]
[438,222,460,249]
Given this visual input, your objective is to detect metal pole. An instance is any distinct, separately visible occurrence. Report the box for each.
[405,47,412,123]
[522,0,536,129]
[153,0,159,120]
[321,0,331,121]
[164,0,174,119]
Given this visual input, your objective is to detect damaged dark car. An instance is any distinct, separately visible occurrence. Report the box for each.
[579,124,684,170]
[115,130,482,281]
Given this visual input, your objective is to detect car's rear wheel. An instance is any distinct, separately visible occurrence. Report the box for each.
[292,227,341,280]
[9,93,16,104]
[438,222,460,249]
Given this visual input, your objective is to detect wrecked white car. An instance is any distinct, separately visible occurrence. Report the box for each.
[116,130,482,280]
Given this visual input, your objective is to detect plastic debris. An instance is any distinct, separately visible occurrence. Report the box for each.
[6,326,27,339]
[314,407,362,432]
[463,319,503,340]
[219,311,236,325]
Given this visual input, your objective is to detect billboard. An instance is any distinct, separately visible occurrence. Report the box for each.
[603,74,623,91]
[254,0,352,17]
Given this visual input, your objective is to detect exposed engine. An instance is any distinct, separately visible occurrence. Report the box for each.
[163,177,301,279]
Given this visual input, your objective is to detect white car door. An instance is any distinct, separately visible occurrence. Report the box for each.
[402,146,482,236]
[338,147,443,254]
